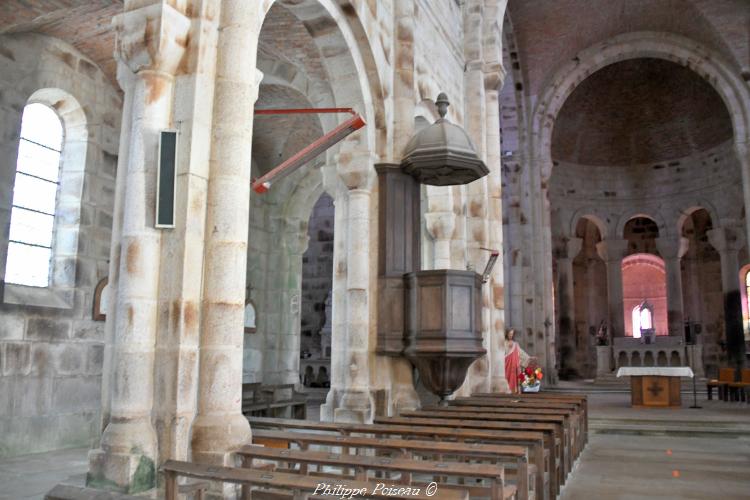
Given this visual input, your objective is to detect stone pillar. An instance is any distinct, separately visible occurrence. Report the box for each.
[485,65,509,393]
[88,3,190,493]
[735,141,750,253]
[425,206,456,270]
[595,239,629,340]
[331,148,376,423]
[190,0,260,466]
[707,225,747,370]
[556,237,582,378]
[655,236,689,337]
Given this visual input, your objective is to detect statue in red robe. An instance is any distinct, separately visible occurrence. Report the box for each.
[504,328,531,393]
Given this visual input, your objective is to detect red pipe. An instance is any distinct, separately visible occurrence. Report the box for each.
[251,114,366,194]
[254,107,357,116]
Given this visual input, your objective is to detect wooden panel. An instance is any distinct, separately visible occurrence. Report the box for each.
[669,377,681,406]
[631,376,643,406]
[375,163,420,355]
[450,285,471,330]
[420,285,444,331]
[642,376,669,406]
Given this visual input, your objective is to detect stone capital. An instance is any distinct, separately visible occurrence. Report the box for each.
[595,239,629,263]
[555,236,582,260]
[707,226,746,254]
[655,236,689,260]
[113,2,191,77]
[335,146,377,191]
[483,62,506,91]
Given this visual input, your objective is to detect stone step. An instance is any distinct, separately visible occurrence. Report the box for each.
[589,421,750,439]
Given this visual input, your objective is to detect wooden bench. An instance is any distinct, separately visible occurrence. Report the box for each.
[707,368,735,401]
[162,459,468,500]
[249,416,549,500]
[390,412,563,494]
[403,408,570,481]
[452,398,584,459]
[471,393,589,445]
[251,429,533,500]
[243,383,306,419]
[238,445,514,499]
[441,401,581,464]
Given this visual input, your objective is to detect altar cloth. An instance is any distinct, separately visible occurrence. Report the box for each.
[616,367,694,378]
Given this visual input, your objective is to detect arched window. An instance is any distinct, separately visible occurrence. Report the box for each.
[6,103,63,287]
[745,270,750,334]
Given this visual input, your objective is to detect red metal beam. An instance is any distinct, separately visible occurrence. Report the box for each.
[251,113,366,194]
[254,107,357,116]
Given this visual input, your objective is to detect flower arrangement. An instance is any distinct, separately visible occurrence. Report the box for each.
[518,366,543,392]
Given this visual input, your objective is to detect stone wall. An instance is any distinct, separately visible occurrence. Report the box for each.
[0,34,121,457]
[551,143,741,377]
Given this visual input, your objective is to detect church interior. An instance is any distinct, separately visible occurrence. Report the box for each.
[0,1,749,499]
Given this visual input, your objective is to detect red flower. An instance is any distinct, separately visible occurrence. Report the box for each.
[525,367,533,376]
[517,372,525,381]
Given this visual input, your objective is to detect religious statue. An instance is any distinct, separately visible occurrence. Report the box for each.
[596,320,608,346]
[504,328,532,393]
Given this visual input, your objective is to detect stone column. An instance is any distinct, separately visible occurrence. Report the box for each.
[707,225,747,371]
[595,239,629,340]
[655,236,689,337]
[332,148,376,423]
[556,237,582,378]
[190,0,261,465]
[736,141,750,253]
[424,185,456,270]
[88,3,190,493]
[485,65,509,393]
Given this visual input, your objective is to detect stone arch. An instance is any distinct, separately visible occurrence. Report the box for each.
[617,212,666,239]
[676,203,719,235]
[532,32,750,183]
[570,211,609,240]
[259,0,385,158]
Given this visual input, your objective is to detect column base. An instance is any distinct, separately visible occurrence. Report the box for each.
[190,413,251,466]
[86,419,157,494]
[321,389,373,424]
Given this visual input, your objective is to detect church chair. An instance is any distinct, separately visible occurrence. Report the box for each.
[727,368,750,402]
[706,368,735,401]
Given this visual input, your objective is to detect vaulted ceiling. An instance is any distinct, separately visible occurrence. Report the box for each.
[0,1,122,85]
[551,58,733,166]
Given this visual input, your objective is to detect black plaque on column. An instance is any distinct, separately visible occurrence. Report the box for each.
[375,163,421,355]
[156,130,178,228]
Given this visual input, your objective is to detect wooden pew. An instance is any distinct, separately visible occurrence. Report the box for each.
[387,413,563,494]
[251,429,533,500]
[249,416,549,500]
[437,401,580,464]
[242,383,307,419]
[471,393,588,444]
[238,445,514,499]
[403,408,570,480]
[162,459,468,500]
[451,398,584,458]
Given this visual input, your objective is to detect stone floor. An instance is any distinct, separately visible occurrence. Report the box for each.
[2,389,749,499]
[560,433,750,500]
[0,447,88,500]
